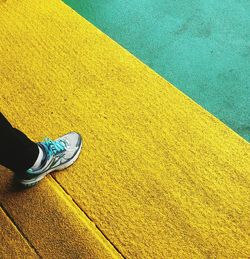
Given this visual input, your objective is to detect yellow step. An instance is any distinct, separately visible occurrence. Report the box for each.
[0,169,121,258]
[0,206,38,258]
[0,0,249,258]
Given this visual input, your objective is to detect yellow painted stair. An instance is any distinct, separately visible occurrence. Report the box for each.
[0,0,249,258]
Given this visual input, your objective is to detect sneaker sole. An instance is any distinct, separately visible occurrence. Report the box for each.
[20,139,83,187]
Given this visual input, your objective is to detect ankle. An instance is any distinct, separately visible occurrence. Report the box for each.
[30,145,45,170]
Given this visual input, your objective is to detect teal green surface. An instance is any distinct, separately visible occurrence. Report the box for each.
[64,0,250,141]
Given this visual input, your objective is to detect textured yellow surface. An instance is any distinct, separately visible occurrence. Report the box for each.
[0,206,38,258]
[0,169,121,258]
[0,0,249,258]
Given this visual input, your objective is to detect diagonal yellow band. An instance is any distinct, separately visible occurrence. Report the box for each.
[0,0,249,258]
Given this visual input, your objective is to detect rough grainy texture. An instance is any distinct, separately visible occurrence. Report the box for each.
[0,169,121,258]
[0,0,249,258]
[64,0,250,142]
[0,206,39,258]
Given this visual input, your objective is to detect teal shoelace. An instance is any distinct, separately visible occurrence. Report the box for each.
[26,138,67,174]
[43,138,67,158]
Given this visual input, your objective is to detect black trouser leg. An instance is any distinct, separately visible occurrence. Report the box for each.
[0,113,39,174]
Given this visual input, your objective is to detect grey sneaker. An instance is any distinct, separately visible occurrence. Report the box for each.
[18,132,82,187]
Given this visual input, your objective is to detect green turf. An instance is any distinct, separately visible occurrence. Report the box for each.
[64,0,250,141]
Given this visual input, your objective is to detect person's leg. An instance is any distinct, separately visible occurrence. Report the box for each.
[0,113,39,174]
[0,112,82,187]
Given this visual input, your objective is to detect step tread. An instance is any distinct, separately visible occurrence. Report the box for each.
[0,0,249,258]
[0,206,39,258]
